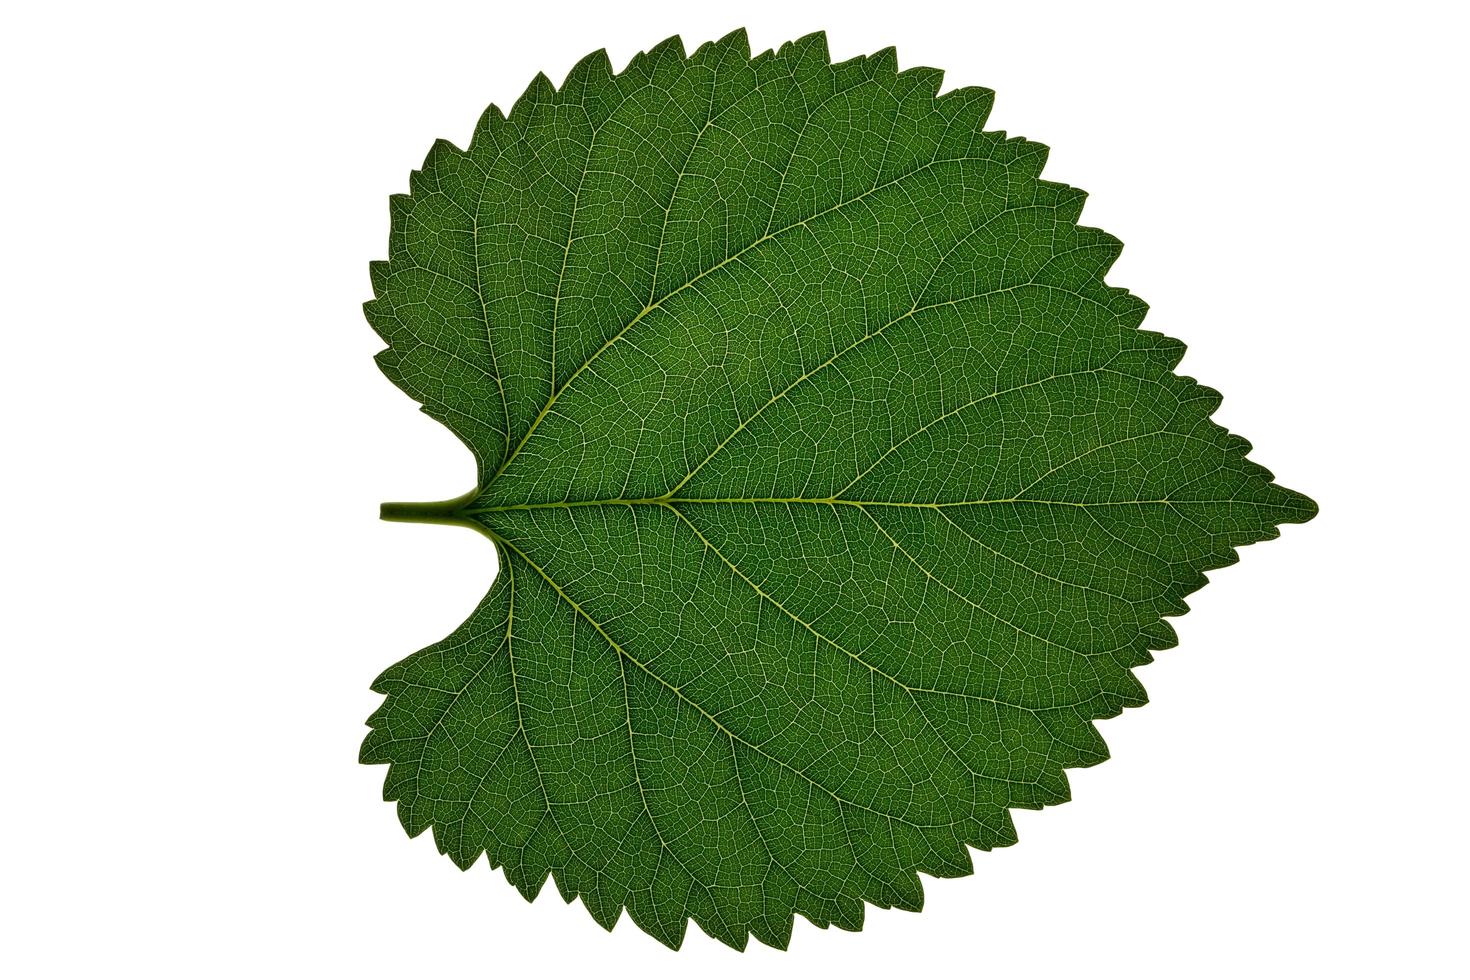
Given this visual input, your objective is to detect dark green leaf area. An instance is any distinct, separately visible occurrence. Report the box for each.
[363,29,1315,950]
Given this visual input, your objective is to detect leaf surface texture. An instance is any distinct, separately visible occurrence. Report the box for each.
[362,30,1316,950]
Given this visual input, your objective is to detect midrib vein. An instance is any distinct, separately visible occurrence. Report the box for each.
[464,495,1300,515]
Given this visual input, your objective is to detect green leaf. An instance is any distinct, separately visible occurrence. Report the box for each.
[361,30,1316,950]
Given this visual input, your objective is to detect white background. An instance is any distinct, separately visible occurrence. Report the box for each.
[3,1,1466,976]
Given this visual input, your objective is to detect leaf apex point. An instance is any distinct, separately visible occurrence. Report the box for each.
[1291,492,1321,522]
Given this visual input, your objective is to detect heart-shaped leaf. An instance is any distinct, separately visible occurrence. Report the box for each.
[362,30,1315,949]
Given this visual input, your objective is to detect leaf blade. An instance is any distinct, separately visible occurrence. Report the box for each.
[364,29,1316,949]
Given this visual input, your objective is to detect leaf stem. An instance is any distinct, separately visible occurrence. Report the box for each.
[380,488,482,528]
